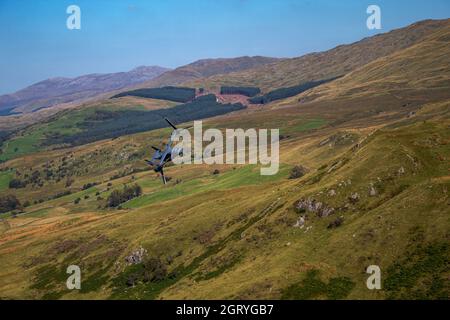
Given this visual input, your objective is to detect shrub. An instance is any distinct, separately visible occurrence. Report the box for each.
[0,194,21,213]
[289,165,307,179]
[327,217,344,229]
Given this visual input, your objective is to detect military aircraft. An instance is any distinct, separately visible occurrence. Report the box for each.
[145,118,185,184]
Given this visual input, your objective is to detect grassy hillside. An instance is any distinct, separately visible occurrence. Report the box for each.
[0,98,448,300]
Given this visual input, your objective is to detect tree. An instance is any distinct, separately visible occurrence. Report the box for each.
[0,195,21,213]
[107,190,122,207]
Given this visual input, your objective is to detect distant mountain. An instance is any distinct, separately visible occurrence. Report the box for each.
[0,66,170,115]
[190,19,450,91]
[137,56,280,89]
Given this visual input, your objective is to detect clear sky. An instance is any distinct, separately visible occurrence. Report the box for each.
[0,0,449,94]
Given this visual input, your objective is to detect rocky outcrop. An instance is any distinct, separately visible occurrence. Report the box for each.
[125,246,147,265]
[295,198,335,218]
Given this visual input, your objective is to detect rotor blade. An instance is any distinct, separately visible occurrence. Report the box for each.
[160,168,167,184]
[151,146,161,151]
[164,118,177,130]
[145,159,154,166]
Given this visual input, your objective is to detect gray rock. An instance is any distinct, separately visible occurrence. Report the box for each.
[349,193,360,203]
[295,198,335,218]
[125,246,147,265]
[293,216,305,228]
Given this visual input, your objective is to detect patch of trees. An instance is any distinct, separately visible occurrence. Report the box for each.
[249,77,340,104]
[220,86,261,97]
[0,194,21,213]
[107,184,142,207]
[42,95,246,147]
[111,86,196,103]
[8,170,42,189]
[9,178,27,189]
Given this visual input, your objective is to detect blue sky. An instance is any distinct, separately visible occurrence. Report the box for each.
[0,0,449,94]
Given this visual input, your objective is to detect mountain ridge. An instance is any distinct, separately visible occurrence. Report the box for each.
[186,19,450,91]
[0,65,171,115]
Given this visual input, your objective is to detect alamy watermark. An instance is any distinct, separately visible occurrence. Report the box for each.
[66,5,81,30]
[170,121,279,175]
[66,265,81,290]
[367,5,382,30]
[366,265,381,290]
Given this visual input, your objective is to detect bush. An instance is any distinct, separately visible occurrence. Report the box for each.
[289,165,307,179]
[0,195,21,213]
[327,217,344,229]
[74,198,81,205]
